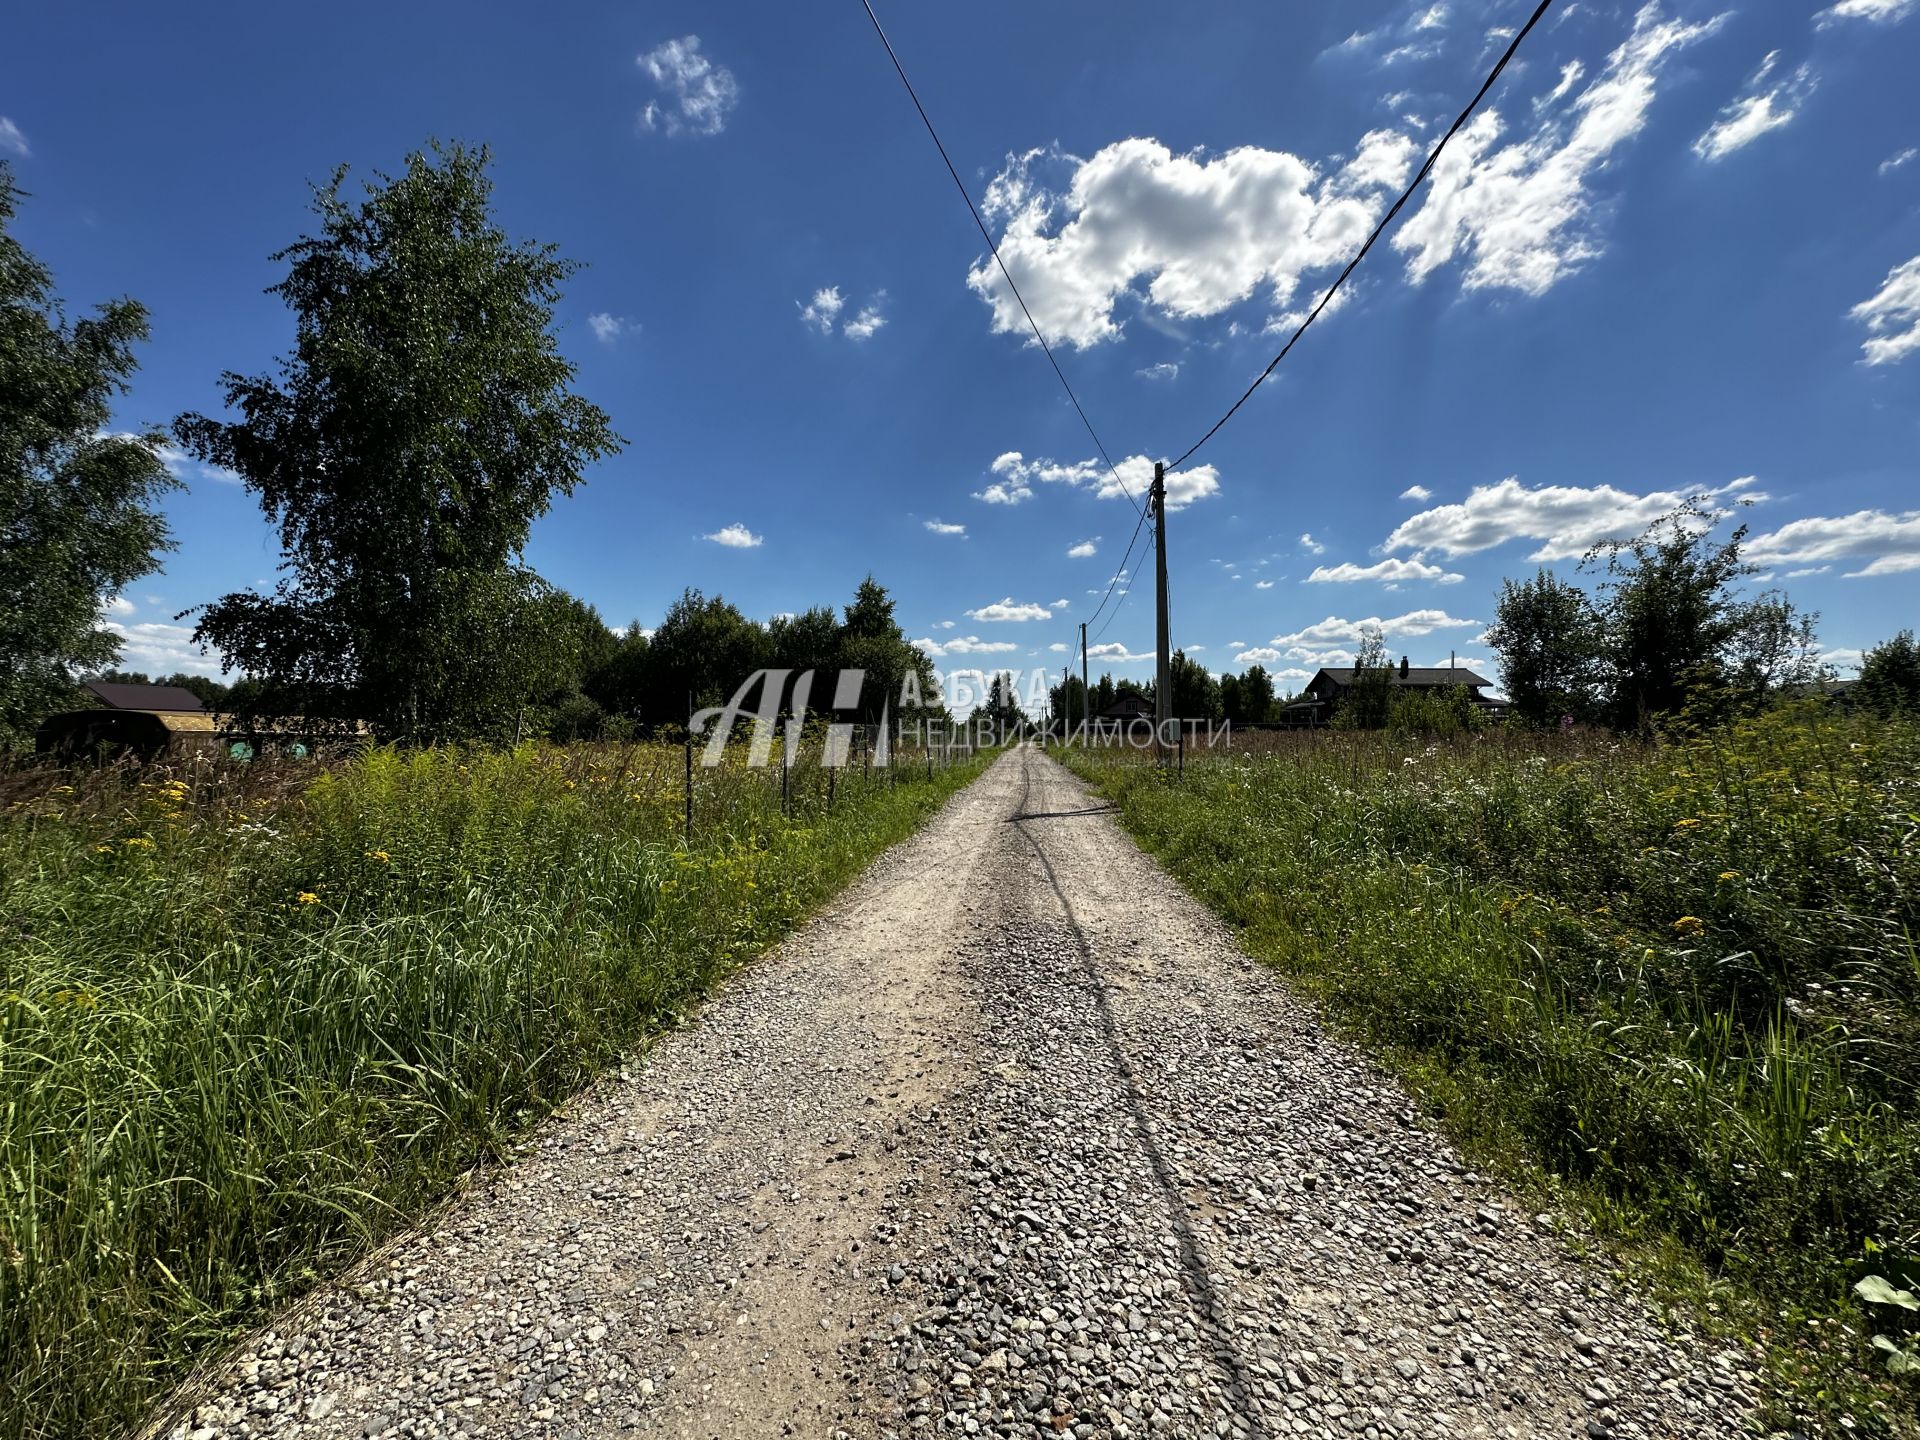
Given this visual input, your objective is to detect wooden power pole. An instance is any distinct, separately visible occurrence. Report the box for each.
[1152,462,1170,759]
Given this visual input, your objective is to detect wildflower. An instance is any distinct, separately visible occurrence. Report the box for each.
[121,836,154,850]
[1672,818,1701,830]
[365,849,392,865]
[296,891,320,906]
[562,779,577,791]
[1717,870,1740,883]
[1672,916,1705,936]
[93,843,115,854]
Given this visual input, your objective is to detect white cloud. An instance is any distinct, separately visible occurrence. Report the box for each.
[936,619,956,629]
[1784,565,1830,578]
[1255,579,1275,589]
[1851,256,1920,366]
[1137,362,1181,381]
[1274,610,1481,646]
[1308,555,1465,584]
[1816,0,1914,26]
[103,594,136,617]
[1400,484,1433,501]
[1745,509,1920,577]
[1881,147,1919,175]
[914,634,1021,658]
[968,130,1420,348]
[1394,4,1728,295]
[1052,597,1070,609]
[1068,537,1100,558]
[0,118,27,158]
[923,519,967,537]
[103,431,241,487]
[637,35,739,138]
[1049,642,1069,652]
[798,286,845,334]
[588,312,635,344]
[103,620,223,677]
[843,302,886,340]
[1693,52,1814,163]
[1086,641,1154,663]
[1299,532,1327,554]
[704,523,763,548]
[1234,647,1284,664]
[1385,474,1760,560]
[1820,646,1864,673]
[966,597,1053,622]
[987,451,1220,511]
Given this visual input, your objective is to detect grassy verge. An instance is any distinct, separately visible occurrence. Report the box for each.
[0,739,989,1440]
[1060,707,1918,1436]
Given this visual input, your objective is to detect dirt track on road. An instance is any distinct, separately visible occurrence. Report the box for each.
[167,746,1760,1440]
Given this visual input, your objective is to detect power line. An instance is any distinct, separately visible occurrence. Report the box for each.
[857,0,1144,517]
[1087,501,1151,639]
[1164,0,1554,475]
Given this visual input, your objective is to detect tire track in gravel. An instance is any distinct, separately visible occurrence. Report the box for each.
[161,747,1768,1440]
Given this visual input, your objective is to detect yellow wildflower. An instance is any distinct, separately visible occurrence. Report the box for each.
[1673,916,1705,936]
[1717,870,1740,882]
[296,891,320,906]
[93,844,115,854]
[1673,818,1701,830]
[121,836,154,850]
[366,849,392,864]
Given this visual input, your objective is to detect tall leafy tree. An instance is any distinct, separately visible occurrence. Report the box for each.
[174,142,621,741]
[0,164,177,748]
[1167,649,1222,720]
[1333,628,1395,730]
[836,576,937,722]
[1485,570,1604,726]
[643,588,767,720]
[1857,630,1920,715]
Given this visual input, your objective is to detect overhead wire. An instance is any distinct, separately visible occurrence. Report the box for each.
[858,0,1145,518]
[1162,0,1554,475]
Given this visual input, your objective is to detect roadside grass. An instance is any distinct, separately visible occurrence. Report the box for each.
[0,737,989,1440]
[1061,706,1919,1436]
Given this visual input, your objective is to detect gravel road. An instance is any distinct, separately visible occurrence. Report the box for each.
[162,746,1764,1440]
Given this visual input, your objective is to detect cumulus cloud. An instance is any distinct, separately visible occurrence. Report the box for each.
[842,302,887,340]
[924,519,967,536]
[1745,509,1920,577]
[1274,610,1481,645]
[102,594,136,617]
[966,597,1053,622]
[1087,642,1154,663]
[1851,256,1920,365]
[967,131,1419,348]
[913,634,1021,658]
[1299,533,1327,554]
[637,35,739,137]
[1881,148,1919,175]
[704,523,763,548]
[1255,579,1275,589]
[1385,474,1760,560]
[1307,555,1465,584]
[102,431,240,487]
[103,620,223,677]
[986,451,1220,510]
[588,312,635,344]
[1400,484,1433,501]
[1693,52,1815,162]
[1234,647,1284,664]
[798,286,845,334]
[0,118,27,158]
[1816,0,1914,26]
[1394,4,1728,295]
[1068,537,1100,558]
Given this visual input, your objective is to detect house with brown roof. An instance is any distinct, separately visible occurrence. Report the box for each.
[1279,656,1506,727]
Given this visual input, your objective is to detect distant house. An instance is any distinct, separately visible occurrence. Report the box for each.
[1093,693,1155,734]
[38,680,363,762]
[82,680,206,713]
[1279,656,1506,727]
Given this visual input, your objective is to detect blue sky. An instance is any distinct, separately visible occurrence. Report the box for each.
[6,0,1918,693]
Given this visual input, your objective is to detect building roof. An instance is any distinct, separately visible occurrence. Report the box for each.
[1311,665,1494,690]
[82,680,207,712]
[1098,693,1155,718]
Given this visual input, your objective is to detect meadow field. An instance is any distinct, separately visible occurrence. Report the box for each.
[1063,707,1920,1428]
[0,737,987,1440]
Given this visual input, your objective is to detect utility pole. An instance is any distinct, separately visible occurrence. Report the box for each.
[1062,664,1069,742]
[1152,461,1171,761]
[1079,620,1089,747]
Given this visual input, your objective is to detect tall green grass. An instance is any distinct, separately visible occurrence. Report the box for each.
[1064,707,1919,1432]
[0,739,987,1440]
